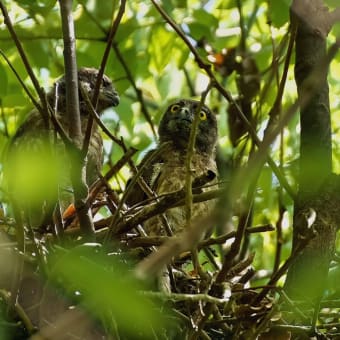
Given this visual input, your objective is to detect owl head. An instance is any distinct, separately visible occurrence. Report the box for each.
[158,99,217,154]
[50,67,120,114]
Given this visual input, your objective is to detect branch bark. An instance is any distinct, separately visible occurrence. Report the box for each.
[59,0,95,239]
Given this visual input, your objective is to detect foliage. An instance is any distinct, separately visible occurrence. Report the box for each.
[0,0,340,339]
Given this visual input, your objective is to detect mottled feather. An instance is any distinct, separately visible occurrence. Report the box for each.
[127,99,218,236]
[6,67,119,228]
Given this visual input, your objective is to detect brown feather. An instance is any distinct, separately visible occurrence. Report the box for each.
[6,68,119,229]
[126,99,218,236]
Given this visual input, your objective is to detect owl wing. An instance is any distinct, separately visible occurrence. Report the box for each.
[5,110,60,228]
[125,148,164,207]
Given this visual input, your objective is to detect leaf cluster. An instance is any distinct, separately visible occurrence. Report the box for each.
[1,0,340,339]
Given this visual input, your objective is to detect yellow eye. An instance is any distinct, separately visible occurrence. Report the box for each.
[199,111,207,121]
[170,104,180,113]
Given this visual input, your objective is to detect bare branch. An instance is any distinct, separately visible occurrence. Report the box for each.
[82,0,126,157]
[59,0,95,239]
[150,0,296,200]
[0,2,48,124]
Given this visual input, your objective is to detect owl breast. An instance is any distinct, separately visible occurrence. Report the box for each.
[143,148,218,236]
[80,117,103,185]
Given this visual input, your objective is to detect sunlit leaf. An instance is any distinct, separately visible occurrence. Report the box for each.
[14,0,57,16]
[148,27,175,73]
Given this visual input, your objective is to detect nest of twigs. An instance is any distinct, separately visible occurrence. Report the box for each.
[1,180,340,340]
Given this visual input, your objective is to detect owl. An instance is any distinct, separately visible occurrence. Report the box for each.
[127,99,218,236]
[6,67,119,229]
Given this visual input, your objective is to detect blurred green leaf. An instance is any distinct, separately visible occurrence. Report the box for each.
[0,64,8,97]
[192,9,219,30]
[77,0,115,26]
[332,21,340,38]
[268,0,289,28]
[172,0,187,8]
[5,138,64,207]
[49,247,168,338]
[148,27,175,73]
[216,0,235,9]
[14,0,57,16]
[24,41,49,68]
[115,18,139,43]
[188,22,212,41]
[324,0,338,8]
[0,0,337,334]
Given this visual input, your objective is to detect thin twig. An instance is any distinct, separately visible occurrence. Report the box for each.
[184,84,212,224]
[112,43,157,137]
[0,49,40,111]
[114,183,221,235]
[80,1,157,137]
[0,289,36,335]
[140,291,228,305]
[134,213,218,280]
[92,0,126,109]
[0,2,48,125]
[253,229,316,305]
[86,147,137,207]
[79,83,126,148]
[82,0,126,156]
[104,142,171,242]
[150,0,296,199]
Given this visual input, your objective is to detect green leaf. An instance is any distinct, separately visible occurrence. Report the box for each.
[49,247,168,338]
[268,0,289,28]
[192,9,219,30]
[24,41,49,68]
[188,22,212,40]
[324,0,339,8]
[188,9,218,41]
[77,0,115,25]
[5,139,63,207]
[0,64,8,97]
[148,27,175,73]
[172,0,187,8]
[216,0,235,9]
[115,18,139,43]
[332,21,340,38]
[14,0,57,16]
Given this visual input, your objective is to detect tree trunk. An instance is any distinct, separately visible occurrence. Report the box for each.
[283,1,339,318]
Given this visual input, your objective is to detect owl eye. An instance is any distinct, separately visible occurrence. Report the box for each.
[199,111,207,121]
[102,78,111,87]
[170,104,181,113]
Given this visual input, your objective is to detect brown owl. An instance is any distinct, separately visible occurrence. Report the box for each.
[6,67,119,229]
[127,99,218,236]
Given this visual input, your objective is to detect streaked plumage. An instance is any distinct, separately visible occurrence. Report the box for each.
[127,99,218,236]
[6,67,119,228]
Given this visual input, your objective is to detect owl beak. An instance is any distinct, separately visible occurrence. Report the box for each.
[99,89,120,107]
[178,107,193,122]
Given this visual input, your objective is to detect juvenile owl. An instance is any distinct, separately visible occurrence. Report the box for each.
[127,99,218,236]
[6,67,119,229]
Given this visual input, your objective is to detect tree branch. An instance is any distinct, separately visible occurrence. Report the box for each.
[59,0,95,239]
[82,0,126,157]
[150,0,296,200]
[0,2,48,124]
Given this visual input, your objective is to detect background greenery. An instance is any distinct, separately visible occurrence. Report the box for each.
[1,0,340,338]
